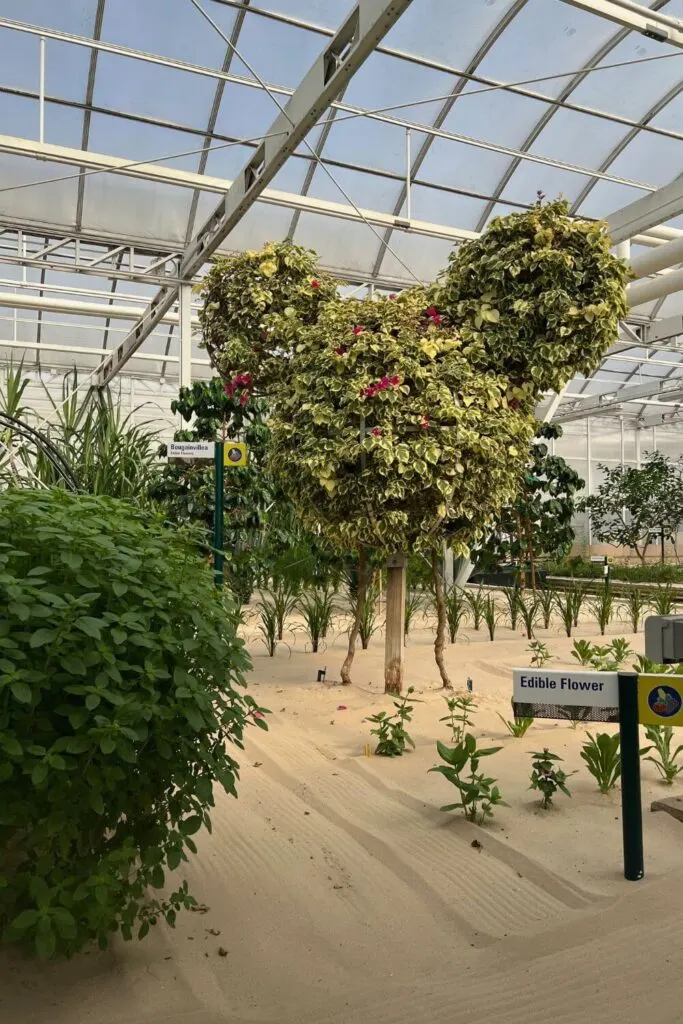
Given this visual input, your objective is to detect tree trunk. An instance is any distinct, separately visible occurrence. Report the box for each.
[515,511,526,592]
[431,550,452,689]
[525,517,537,592]
[384,556,406,694]
[341,547,366,686]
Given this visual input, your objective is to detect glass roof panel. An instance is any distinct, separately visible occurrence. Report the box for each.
[0,155,79,229]
[250,1,353,28]
[382,0,520,67]
[92,53,216,126]
[100,0,234,66]
[0,0,98,34]
[81,175,193,247]
[229,15,326,87]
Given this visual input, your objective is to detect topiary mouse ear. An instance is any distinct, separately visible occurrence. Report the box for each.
[198,240,337,397]
[432,198,630,400]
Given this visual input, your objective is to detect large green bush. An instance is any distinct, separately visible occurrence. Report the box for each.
[0,490,264,957]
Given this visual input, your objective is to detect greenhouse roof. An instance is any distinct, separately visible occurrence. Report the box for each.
[1,0,683,425]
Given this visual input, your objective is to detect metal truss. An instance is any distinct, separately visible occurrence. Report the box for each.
[0,229,180,287]
[561,0,683,48]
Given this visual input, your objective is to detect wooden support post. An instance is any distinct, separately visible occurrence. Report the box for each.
[385,554,406,694]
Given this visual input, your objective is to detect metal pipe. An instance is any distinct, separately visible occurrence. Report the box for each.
[627,267,683,307]
[38,37,45,143]
[606,0,683,31]
[405,128,411,221]
[629,236,683,279]
[0,289,200,324]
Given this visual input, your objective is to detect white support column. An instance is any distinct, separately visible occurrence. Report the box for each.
[179,282,192,390]
[635,424,641,467]
[614,239,630,262]
[620,416,625,466]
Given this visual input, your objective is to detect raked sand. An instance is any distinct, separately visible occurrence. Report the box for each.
[3,608,683,1024]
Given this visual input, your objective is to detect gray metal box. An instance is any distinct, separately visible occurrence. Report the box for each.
[644,615,683,664]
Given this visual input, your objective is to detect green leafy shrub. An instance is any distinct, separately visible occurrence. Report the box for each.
[571,637,631,671]
[529,749,575,809]
[430,735,505,824]
[368,688,419,757]
[0,489,264,958]
[641,726,683,785]
[581,732,621,793]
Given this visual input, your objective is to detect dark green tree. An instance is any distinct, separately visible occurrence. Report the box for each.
[581,450,683,564]
[475,423,583,586]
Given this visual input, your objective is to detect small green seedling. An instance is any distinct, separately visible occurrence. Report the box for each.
[641,725,683,785]
[367,687,420,757]
[571,637,631,671]
[439,693,476,746]
[529,748,576,809]
[581,731,621,793]
[430,734,505,824]
[498,698,534,738]
[528,639,552,668]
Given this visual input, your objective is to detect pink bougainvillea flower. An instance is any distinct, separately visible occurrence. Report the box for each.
[424,306,442,326]
[352,325,364,335]
[239,392,249,407]
[371,427,382,437]
[334,346,347,356]
[253,711,265,720]
[389,375,401,386]
[420,415,430,430]
[310,279,320,289]
[224,382,236,398]
[508,397,520,410]
[389,293,397,300]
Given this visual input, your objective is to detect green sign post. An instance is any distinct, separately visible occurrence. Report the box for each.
[213,440,225,589]
[617,672,644,881]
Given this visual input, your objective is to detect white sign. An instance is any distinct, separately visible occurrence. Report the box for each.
[513,668,619,708]
[167,441,215,460]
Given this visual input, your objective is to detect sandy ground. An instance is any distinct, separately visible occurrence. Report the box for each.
[4,602,683,1024]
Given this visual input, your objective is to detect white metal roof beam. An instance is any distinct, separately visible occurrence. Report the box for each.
[606,175,683,243]
[95,0,415,385]
[554,378,683,423]
[561,0,683,46]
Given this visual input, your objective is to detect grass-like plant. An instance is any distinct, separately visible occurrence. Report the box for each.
[482,595,499,641]
[555,590,579,638]
[498,699,534,738]
[641,725,683,785]
[590,586,616,636]
[625,586,649,634]
[439,694,477,746]
[652,583,675,616]
[368,687,419,757]
[581,732,621,793]
[465,586,487,631]
[443,586,468,643]
[358,581,379,650]
[267,579,299,640]
[404,589,423,644]
[430,734,506,824]
[297,586,335,653]
[572,583,590,627]
[537,587,555,630]
[256,596,279,657]
[530,749,575,809]
[518,594,539,640]
[502,584,521,631]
